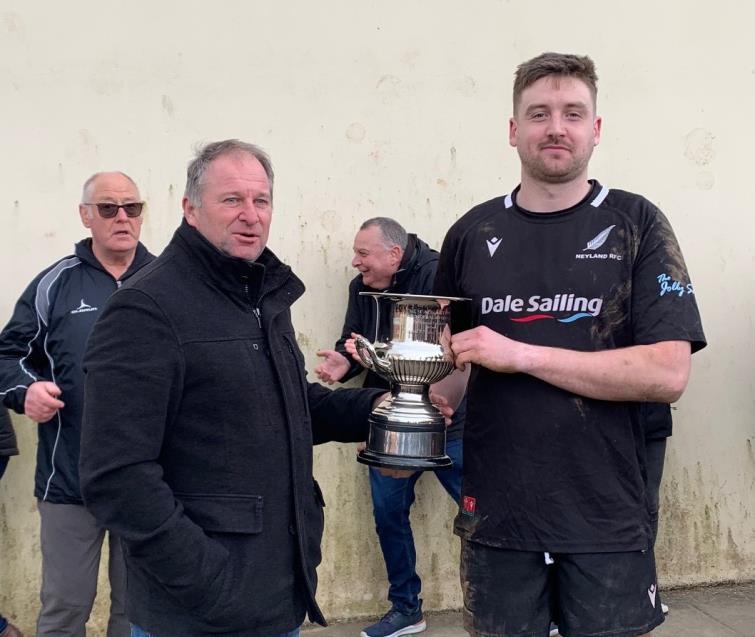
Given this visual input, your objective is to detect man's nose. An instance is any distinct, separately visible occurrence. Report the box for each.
[546,114,566,136]
[114,206,130,221]
[238,202,260,224]
[351,255,360,268]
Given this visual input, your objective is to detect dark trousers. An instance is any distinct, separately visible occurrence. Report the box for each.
[645,437,667,544]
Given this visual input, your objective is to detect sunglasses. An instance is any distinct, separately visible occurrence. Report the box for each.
[84,202,144,219]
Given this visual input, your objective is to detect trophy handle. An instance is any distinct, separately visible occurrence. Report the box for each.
[354,335,391,374]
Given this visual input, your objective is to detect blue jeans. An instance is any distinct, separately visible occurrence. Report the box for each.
[132,625,299,637]
[369,435,463,613]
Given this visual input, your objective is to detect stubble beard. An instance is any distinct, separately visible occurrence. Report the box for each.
[519,144,594,185]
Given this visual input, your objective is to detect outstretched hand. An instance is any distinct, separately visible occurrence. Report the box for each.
[314,349,351,384]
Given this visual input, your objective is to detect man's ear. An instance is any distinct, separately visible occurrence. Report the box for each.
[79,204,92,228]
[593,115,603,146]
[183,197,199,228]
[391,245,403,265]
[509,117,518,148]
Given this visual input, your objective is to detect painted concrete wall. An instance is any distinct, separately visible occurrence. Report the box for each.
[1,0,753,633]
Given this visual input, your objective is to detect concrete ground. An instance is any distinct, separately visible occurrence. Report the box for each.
[304,582,755,637]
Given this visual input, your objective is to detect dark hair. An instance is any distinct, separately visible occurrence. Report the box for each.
[185,139,274,206]
[360,217,408,250]
[513,52,598,113]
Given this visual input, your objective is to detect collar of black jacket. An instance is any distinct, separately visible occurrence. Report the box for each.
[391,233,419,289]
[74,238,154,281]
[173,219,301,307]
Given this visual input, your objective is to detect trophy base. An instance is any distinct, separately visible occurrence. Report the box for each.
[357,448,453,471]
[358,386,452,472]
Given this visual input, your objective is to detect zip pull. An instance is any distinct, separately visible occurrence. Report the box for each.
[253,307,262,328]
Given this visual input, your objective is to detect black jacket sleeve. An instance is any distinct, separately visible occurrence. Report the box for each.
[333,278,369,384]
[0,274,51,414]
[0,406,18,457]
[79,288,229,611]
[308,381,384,445]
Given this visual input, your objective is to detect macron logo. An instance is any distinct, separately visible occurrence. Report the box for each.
[486,237,502,257]
[648,583,657,608]
[70,299,98,315]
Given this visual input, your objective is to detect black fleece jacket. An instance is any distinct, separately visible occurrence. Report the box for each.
[80,221,383,637]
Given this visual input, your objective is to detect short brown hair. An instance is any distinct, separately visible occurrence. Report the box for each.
[513,52,598,113]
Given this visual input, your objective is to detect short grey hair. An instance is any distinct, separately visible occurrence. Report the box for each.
[184,139,274,207]
[80,171,138,203]
[360,217,408,250]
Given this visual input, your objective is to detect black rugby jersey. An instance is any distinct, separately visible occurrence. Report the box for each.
[434,180,705,552]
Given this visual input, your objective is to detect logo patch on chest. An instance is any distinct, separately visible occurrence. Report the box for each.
[486,237,502,258]
[70,299,98,315]
[462,495,477,516]
[575,225,623,261]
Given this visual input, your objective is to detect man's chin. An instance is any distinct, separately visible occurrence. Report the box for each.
[532,163,585,185]
[234,248,263,262]
[221,240,264,261]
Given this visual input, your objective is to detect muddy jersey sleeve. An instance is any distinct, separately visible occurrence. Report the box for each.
[631,207,706,352]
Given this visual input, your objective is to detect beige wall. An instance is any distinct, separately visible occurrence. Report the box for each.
[1,0,753,633]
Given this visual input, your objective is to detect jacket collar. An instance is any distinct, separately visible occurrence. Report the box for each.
[391,233,419,289]
[74,238,154,282]
[172,220,301,306]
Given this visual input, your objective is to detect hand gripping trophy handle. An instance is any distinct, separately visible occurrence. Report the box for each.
[354,335,392,374]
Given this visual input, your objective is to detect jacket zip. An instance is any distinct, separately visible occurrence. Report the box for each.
[242,280,263,328]
[245,272,325,624]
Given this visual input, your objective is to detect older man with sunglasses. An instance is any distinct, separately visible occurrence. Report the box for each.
[0,172,154,637]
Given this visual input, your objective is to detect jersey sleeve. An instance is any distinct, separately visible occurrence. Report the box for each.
[631,207,706,352]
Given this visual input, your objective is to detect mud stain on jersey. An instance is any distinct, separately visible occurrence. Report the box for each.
[654,214,689,282]
[591,280,631,345]
[573,396,588,419]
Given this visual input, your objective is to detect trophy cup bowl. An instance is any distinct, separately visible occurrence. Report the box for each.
[355,292,470,471]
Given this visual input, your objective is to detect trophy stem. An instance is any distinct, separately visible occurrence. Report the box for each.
[357,382,452,471]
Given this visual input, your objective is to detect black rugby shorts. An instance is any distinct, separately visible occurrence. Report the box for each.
[460,539,665,637]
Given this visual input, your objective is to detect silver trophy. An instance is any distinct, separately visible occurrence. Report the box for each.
[354,292,470,471]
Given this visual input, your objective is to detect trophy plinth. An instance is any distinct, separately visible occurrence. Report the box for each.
[354,293,470,471]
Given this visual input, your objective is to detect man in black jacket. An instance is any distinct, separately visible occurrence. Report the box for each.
[79,140,387,637]
[315,218,464,637]
[0,172,153,637]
